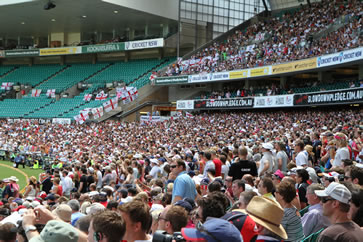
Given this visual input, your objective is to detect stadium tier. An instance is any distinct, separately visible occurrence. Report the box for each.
[0,95,52,118]
[0,65,65,87]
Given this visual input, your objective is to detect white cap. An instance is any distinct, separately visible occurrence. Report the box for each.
[262,143,273,151]
[315,182,351,204]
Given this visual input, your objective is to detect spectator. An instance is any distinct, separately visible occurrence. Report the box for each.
[275,181,305,241]
[228,146,257,180]
[348,186,363,227]
[0,222,16,242]
[315,182,363,241]
[170,159,197,203]
[88,210,125,242]
[157,205,188,234]
[68,199,84,226]
[295,141,308,167]
[333,133,350,167]
[296,169,310,209]
[246,196,288,241]
[301,184,331,236]
[258,177,276,202]
[258,143,275,176]
[118,199,152,242]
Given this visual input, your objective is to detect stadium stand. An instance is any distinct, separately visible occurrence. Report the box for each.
[0,95,52,118]
[0,65,65,87]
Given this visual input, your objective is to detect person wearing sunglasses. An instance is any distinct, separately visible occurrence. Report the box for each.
[315,182,363,241]
[170,159,197,204]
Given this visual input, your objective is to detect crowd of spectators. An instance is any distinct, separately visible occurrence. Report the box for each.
[0,108,363,241]
[162,0,362,76]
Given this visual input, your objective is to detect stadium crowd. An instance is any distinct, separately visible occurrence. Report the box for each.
[0,108,362,241]
[162,0,362,76]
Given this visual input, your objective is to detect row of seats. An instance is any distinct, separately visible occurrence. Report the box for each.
[0,95,52,118]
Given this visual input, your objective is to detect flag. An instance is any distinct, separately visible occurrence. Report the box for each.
[92,106,104,119]
[149,72,157,81]
[79,108,92,114]
[1,82,14,90]
[103,97,118,112]
[74,112,89,124]
[186,112,193,118]
[31,89,42,97]
[83,94,92,102]
[95,91,108,100]
[46,89,55,98]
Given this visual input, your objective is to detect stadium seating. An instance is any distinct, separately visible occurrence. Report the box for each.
[0,95,52,118]
[0,65,64,87]
[0,66,16,77]
[36,63,108,93]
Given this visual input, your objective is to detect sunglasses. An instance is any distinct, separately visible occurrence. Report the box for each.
[170,165,177,168]
[321,197,335,203]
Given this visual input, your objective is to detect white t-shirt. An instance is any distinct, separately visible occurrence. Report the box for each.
[295,151,308,167]
[333,147,350,167]
[149,166,161,179]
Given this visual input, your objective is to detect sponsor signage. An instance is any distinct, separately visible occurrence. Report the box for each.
[140,115,162,123]
[272,63,294,74]
[229,70,248,79]
[189,73,212,83]
[194,98,254,109]
[294,88,363,106]
[125,38,164,50]
[154,76,189,85]
[52,118,71,124]
[293,58,317,71]
[254,95,294,108]
[5,49,39,57]
[82,43,125,53]
[39,47,81,56]
[176,100,194,110]
[250,66,270,77]
[211,72,229,81]
[317,47,363,68]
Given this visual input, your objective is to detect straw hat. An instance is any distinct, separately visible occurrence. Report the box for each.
[246,196,287,240]
[8,176,19,182]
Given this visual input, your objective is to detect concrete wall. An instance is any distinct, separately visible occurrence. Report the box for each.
[168,85,208,102]
[103,0,178,20]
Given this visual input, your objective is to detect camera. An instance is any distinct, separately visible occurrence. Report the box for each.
[153,230,186,242]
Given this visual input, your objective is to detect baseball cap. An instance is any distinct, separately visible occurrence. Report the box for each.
[30,220,78,242]
[315,182,351,204]
[182,218,242,242]
[174,200,193,213]
[262,143,273,151]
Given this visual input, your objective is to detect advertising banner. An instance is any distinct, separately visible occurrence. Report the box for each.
[5,49,39,57]
[154,76,189,85]
[272,63,294,74]
[194,98,254,109]
[211,72,229,81]
[52,118,72,124]
[82,43,125,53]
[140,115,162,124]
[250,66,271,77]
[293,58,317,72]
[254,95,294,108]
[229,70,248,79]
[294,88,363,106]
[176,100,194,110]
[188,73,212,83]
[125,38,164,50]
[39,47,81,56]
[316,47,363,68]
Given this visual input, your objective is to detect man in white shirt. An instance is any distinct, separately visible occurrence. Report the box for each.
[203,151,215,177]
[61,170,74,198]
[295,140,308,167]
[148,159,161,179]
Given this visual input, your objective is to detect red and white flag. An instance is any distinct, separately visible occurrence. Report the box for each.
[31,89,42,97]
[185,112,194,118]
[95,91,108,100]
[79,108,92,114]
[83,94,92,102]
[74,112,89,124]
[1,82,14,90]
[92,106,104,119]
[46,89,55,98]
[149,72,157,81]
[103,97,118,112]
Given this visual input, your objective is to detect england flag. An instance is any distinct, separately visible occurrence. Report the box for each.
[32,89,42,97]
[46,89,56,98]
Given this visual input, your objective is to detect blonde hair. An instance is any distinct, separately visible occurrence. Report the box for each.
[334,132,348,147]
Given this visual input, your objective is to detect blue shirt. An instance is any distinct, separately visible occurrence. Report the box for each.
[71,212,85,226]
[301,203,330,236]
[172,171,197,202]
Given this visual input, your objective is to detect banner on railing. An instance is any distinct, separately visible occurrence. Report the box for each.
[254,95,294,108]
[294,88,363,106]
[176,100,195,110]
[194,98,254,109]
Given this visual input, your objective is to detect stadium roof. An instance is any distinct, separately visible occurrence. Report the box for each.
[0,0,177,38]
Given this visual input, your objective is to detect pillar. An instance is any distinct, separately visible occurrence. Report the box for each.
[280,76,287,89]
[359,64,363,80]
[162,24,169,38]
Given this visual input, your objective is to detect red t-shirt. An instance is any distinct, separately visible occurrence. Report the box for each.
[213,158,222,177]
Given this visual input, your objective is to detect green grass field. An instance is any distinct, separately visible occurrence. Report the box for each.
[0,160,44,191]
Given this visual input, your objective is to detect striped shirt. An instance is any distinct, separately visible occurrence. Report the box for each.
[281,207,304,242]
